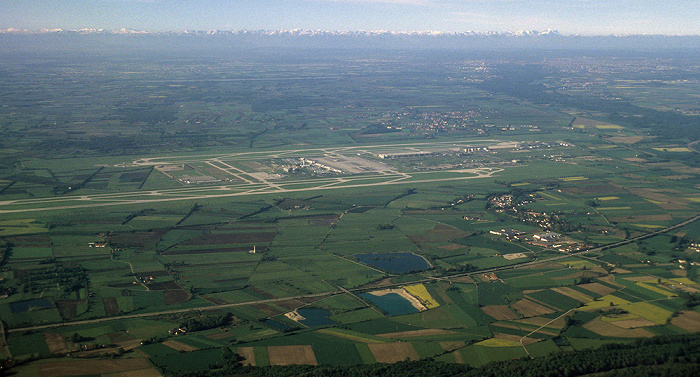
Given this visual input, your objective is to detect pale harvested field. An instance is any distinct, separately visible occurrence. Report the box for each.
[611,268,633,274]
[670,311,700,332]
[494,332,540,345]
[481,305,519,320]
[453,350,464,363]
[611,318,656,328]
[236,347,256,366]
[519,316,566,330]
[43,333,68,354]
[39,359,151,377]
[268,345,317,365]
[513,299,556,317]
[620,276,656,282]
[494,322,559,336]
[583,318,654,338]
[552,287,593,302]
[439,341,465,352]
[162,340,198,352]
[579,282,618,296]
[368,342,420,363]
[378,329,455,338]
[551,271,584,281]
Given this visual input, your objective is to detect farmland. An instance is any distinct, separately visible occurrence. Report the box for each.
[0,40,699,376]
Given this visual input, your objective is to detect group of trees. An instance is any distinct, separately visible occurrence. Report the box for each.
[179,312,233,333]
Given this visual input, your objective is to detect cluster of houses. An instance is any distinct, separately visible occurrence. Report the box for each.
[489,228,526,240]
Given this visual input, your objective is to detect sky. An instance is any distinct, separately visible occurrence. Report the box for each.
[0,0,698,36]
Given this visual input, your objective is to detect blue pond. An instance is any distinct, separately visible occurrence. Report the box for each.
[359,292,419,316]
[355,252,431,273]
[10,299,55,313]
[297,308,336,327]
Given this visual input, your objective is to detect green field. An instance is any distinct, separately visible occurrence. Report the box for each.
[1,43,699,376]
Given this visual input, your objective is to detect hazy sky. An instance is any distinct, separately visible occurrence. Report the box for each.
[1,0,698,35]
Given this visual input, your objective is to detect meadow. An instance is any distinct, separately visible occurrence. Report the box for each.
[0,46,699,375]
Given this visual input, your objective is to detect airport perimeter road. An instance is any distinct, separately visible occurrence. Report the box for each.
[8,212,699,334]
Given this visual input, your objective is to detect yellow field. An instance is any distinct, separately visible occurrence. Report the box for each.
[632,224,665,229]
[597,196,619,201]
[653,147,691,152]
[595,124,624,129]
[636,282,675,297]
[475,338,520,347]
[403,284,440,309]
[596,207,632,210]
[671,278,697,285]
[623,302,673,325]
[687,197,700,202]
[511,182,531,186]
[561,176,587,182]
[582,295,630,310]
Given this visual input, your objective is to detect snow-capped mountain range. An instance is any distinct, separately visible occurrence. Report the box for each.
[0,28,697,50]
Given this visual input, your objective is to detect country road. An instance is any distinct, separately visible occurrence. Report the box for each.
[9,212,700,334]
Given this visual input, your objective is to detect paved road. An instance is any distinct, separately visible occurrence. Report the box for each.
[9,212,699,334]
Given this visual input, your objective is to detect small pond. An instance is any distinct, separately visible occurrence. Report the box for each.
[297,308,336,327]
[355,252,431,273]
[359,292,419,316]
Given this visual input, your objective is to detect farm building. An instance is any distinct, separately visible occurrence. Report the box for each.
[533,232,561,242]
